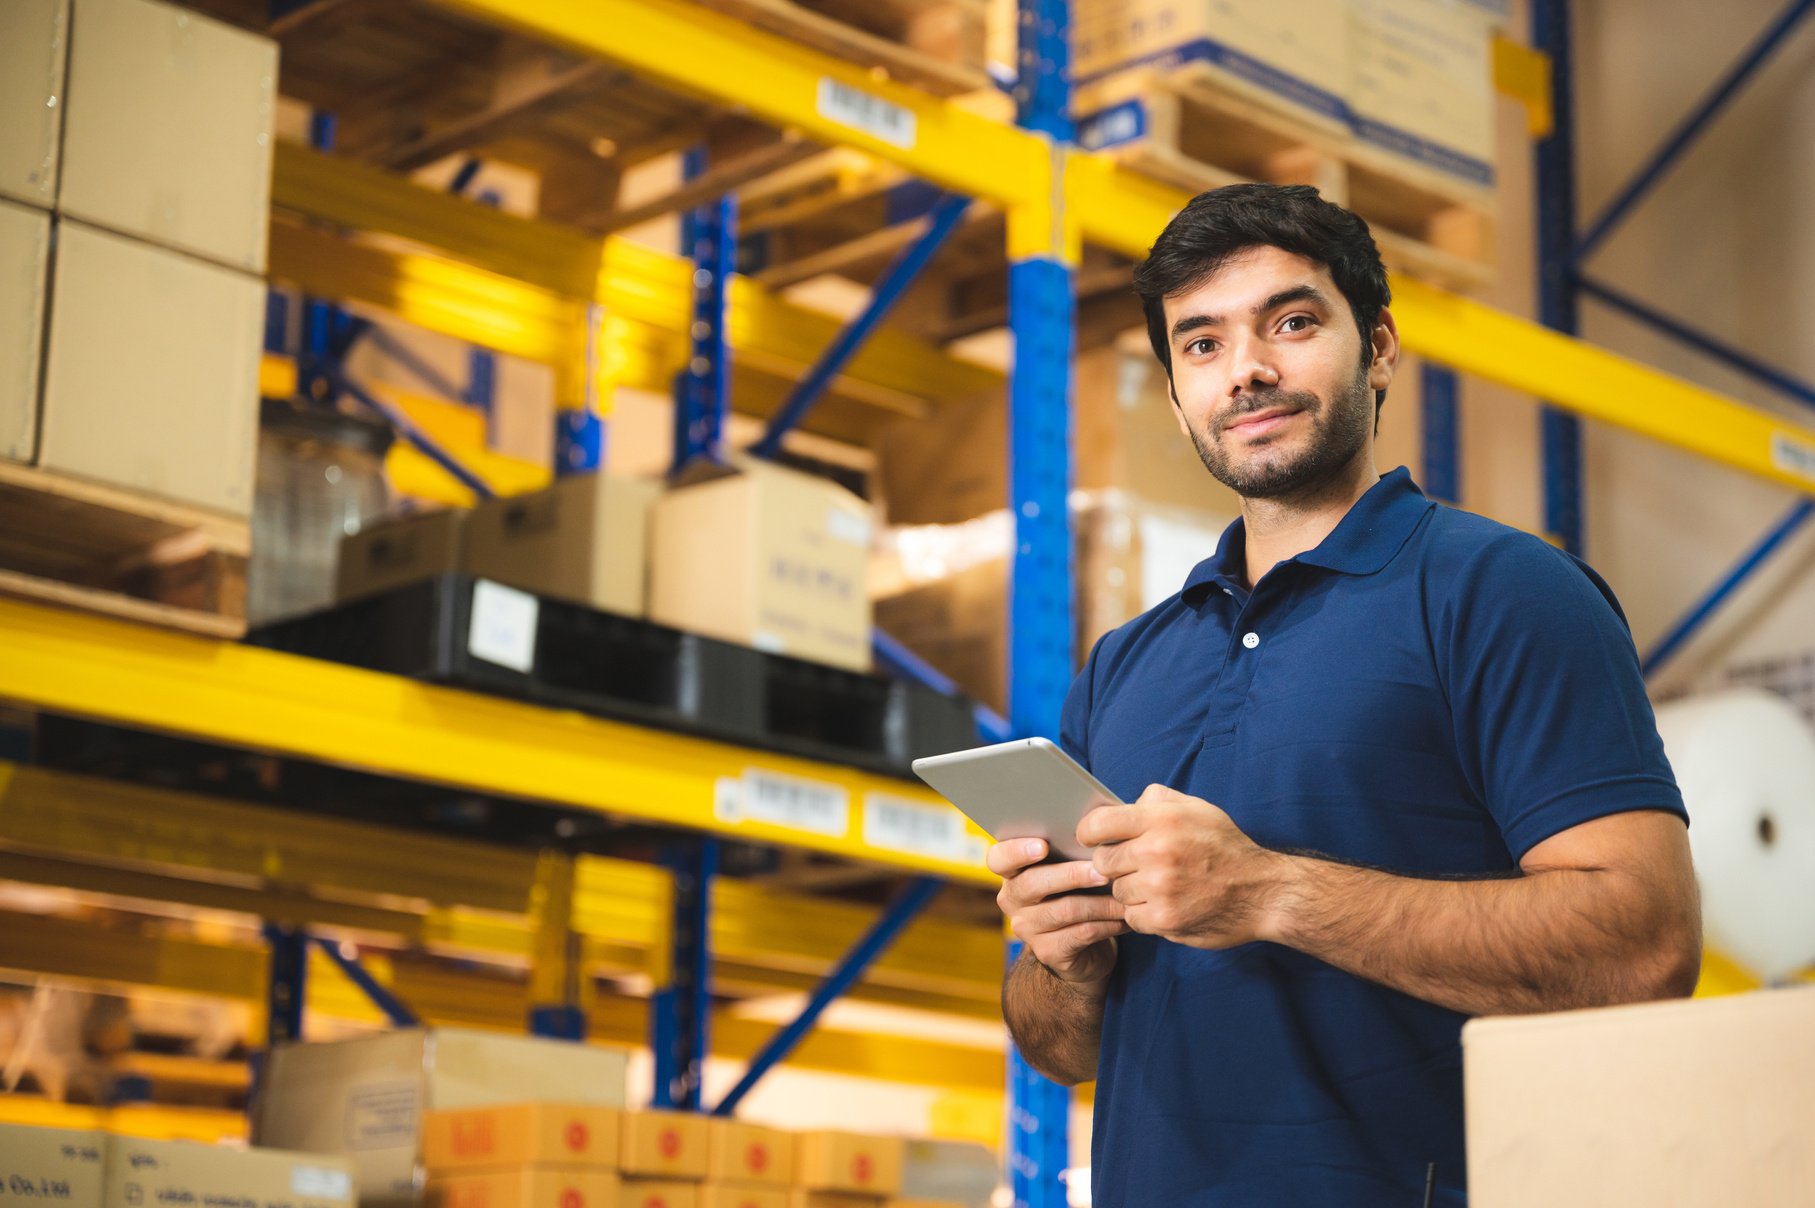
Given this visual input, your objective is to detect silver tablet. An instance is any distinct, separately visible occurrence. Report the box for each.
[912,736,1124,862]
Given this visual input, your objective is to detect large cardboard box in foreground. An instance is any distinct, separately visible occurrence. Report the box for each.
[466,473,659,616]
[0,0,66,210]
[38,219,263,515]
[649,461,873,672]
[104,1137,354,1208]
[1350,0,1497,189]
[0,1123,107,1207]
[60,0,275,273]
[254,1028,630,1207]
[1464,986,1815,1206]
[0,199,50,463]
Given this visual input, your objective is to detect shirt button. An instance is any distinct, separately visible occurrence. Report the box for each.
[1222,587,1233,596]
[1242,632,1260,649]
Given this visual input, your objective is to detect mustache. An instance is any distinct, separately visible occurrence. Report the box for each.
[1214,388,1321,433]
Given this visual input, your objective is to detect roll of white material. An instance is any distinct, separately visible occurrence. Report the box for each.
[1655,688,1815,982]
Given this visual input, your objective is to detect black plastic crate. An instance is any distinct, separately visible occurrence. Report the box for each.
[249,575,976,776]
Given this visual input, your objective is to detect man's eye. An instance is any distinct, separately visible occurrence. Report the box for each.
[1186,338,1216,355]
[1281,314,1314,333]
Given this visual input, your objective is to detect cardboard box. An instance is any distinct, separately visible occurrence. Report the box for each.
[874,344,1235,528]
[792,1133,902,1196]
[887,1201,966,1208]
[620,1180,701,1208]
[649,461,872,672]
[0,198,49,462]
[0,0,66,209]
[38,219,262,515]
[706,1119,794,1187]
[1464,987,1815,1207]
[422,1103,623,1173]
[0,1123,107,1207]
[104,1137,354,1208]
[619,1110,710,1181]
[1071,0,1351,135]
[785,1194,886,1208]
[253,1028,629,1208]
[1350,0,1496,188]
[699,1185,789,1208]
[426,1168,620,1208]
[337,509,469,601]
[61,0,275,273]
[466,473,659,616]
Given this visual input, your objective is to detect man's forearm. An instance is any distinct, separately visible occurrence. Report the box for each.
[1003,949,1107,1085]
[1262,857,1701,1016]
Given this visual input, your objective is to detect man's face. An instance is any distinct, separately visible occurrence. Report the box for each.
[1161,246,1394,500]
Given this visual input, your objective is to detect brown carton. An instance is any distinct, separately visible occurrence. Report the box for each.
[1464,986,1815,1207]
[699,1184,788,1208]
[619,1110,710,1181]
[620,1178,701,1208]
[0,0,66,210]
[422,1103,623,1173]
[784,1193,886,1208]
[337,509,469,601]
[792,1133,902,1196]
[104,1137,353,1208]
[705,1118,794,1187]
[253,1028,629,1208]
[649,461,872,672]
[0,198,50,462]
[38,220,262,515]
[426,1168,620,1208]
[465,473,659,616]
[0,1123,107,1207]
[60,0,275,273]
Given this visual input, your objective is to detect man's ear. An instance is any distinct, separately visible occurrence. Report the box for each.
[1369,307,1402,393]
[1168,377,1192,440]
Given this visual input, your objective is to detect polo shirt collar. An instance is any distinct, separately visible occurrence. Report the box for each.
[1182,467,1432,601]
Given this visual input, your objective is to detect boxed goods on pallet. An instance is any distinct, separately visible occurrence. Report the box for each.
[59,0,275,274]
[707,1117,795,1187]
[1464,986,1815,1207]
[38,219,264,515]
[253,1028,629,1208]
[1071,0,1352,136]
[650,459,873,673]
[422,1102,625,1171]
[0,1123,107,1206]
[426,1168,622,1208]
[0,0,65,210]
[699,1185,789,1208]
[621,1179,702,1208]
[792,1131,903,1196]
[620,1109,711,1181]
[1350,0,1497,189]
[337,508,470,601]
[0,198,49,463]
[466,473,660,617]
[103,1137,354,1208]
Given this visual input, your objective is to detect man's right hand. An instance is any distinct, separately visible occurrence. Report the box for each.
[989,837,1129,989]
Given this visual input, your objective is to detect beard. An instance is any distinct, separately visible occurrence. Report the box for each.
[1185,364,1375,500]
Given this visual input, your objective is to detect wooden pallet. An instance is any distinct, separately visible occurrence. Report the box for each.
[1079,66,1498,292]
[0,462,249,638]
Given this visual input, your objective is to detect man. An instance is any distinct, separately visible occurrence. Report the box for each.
[988,184,1701,1206]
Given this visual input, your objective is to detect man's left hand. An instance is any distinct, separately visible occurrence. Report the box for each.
[1077,784,1286,949]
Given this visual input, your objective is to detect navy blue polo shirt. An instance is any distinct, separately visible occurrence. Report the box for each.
[1061,468,1685,1206]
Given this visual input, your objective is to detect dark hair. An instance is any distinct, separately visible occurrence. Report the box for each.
[1132,183,1391,417]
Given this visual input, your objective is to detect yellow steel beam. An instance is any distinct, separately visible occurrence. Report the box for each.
[0,606,993,883]
[422,0,1048,213]
[259,353,298,400]
[1493,35,1554,139]
[0,1098,247,1143]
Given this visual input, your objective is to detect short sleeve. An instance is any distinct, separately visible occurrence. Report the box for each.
[1436,532,1686,860]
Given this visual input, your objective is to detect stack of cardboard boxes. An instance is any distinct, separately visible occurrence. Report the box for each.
[0,0,274,514]
[0,1124,355,1208]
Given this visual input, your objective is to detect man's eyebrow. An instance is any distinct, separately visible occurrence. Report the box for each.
[1169,284,1335,345]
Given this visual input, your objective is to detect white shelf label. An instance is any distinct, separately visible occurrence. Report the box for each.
[718,770,850,837]
[293,1166,353,1200]
[1772,432,1815,485]
[826,506,872,547]
[864,792,987,866]
[817,77,916,149]
[467,579,538,672]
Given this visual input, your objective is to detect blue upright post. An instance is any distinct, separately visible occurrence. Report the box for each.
[1008,1,1077,1205]
[1421,363,1461,504]
[650,838,716,1111]
[1532,0,1584,557]
[301,112,341,403]
[672,146,735,476]
[468,187,502,437]
[264,923,309,1046]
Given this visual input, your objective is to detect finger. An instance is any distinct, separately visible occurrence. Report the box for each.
[1077,802,1145,848]
[1015,883,1129,936]
[1033,920,1131,964]
[985,837,1048,877]
[1109,873,1145,906]
[1091,839,1132,880]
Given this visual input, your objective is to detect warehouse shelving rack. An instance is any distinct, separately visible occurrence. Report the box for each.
[4,0,1815,1202]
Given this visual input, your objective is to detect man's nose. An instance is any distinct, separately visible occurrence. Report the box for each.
[1227,333,1281,395]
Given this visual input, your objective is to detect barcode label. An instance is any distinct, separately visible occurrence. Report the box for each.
[718,770,850,837]
[1773,432,1815,484]
[467,579,538,672]
[817,77,916,149]
[864,793,987,865]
